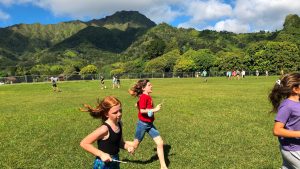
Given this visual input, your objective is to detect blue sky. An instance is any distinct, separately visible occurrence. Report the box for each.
[0,0,300,33]
[0,3,72,26]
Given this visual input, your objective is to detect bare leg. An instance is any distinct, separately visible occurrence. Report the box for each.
[153,136,168,169]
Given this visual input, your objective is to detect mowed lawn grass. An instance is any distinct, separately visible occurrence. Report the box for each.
[0,77,281,169]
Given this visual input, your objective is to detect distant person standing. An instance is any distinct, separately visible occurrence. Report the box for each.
[116,76,121,88]
[232,70,236,78]
[236,70,241,80]
[201,70,208,82]
[256,70,259,77]
[226,71,232,80]
[112,76,117,89]
[50,77,59,92]
[241,70,246,78]
[265,70,269,77]
[100,76,106,89]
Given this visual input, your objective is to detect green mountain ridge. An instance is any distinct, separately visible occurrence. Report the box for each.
[0,11,156,74]
[1,11,155,56]
[52,11,156,53]
[0,11,300,77]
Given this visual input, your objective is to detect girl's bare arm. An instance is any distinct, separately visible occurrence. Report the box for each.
[140,104,162,114]
[80,125,112,162]
[273,122,300,138]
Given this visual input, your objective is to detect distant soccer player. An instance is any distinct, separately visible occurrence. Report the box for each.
[100,76,106,89]
[112,75,117,89]
[50,77,59,92]
[116,76,121,88]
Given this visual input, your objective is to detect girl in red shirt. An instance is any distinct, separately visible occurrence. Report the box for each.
[129,79,168,169]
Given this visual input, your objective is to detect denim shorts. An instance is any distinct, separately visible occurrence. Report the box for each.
[93,154,120,169]
[134,120,160,142]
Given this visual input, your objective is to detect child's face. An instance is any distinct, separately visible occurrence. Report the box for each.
[107,104,122,122]
[143,82,152,94]
[294,86,300,94]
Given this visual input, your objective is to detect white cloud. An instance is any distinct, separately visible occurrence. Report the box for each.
[0,10,10,20]
[177,22,194,29]
[181,0,300,32]
[234,0,300,31]
[144,5,182,23]
[184,0,233,24]
[32,0,181,21]
[2,0,156,16]
[210,19,250,33]
[177,0,233,31]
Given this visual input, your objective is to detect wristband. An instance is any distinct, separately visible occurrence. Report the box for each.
[147,110,153,117]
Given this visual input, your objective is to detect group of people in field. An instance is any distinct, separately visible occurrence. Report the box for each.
[80,79,168,169]
[99,75,120,90]
[50,75,121,92]
[226,70,245,80]
[225,69,273,80]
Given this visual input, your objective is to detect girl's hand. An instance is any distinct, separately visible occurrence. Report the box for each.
[154,104,162,112]
[100,153,112,162]
[127,146,135,154]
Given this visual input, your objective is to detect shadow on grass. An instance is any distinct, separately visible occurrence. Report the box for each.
[123,144,173,166]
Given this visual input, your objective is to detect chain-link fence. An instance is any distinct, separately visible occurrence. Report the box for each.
[0,70,280,84]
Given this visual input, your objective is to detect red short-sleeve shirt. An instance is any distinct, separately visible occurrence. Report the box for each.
[138,94,155,123]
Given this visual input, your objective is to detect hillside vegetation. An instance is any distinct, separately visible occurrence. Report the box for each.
[0,11,300,77]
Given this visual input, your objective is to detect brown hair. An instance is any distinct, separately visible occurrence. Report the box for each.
[80,96,121,122]
[129,79,149,97]
[269,73,300,113]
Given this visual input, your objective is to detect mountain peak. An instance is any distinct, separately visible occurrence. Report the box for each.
[87,10,156,30]
[283,14,300,29]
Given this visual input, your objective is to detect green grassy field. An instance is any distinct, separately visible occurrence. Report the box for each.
[0,77,281,169]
